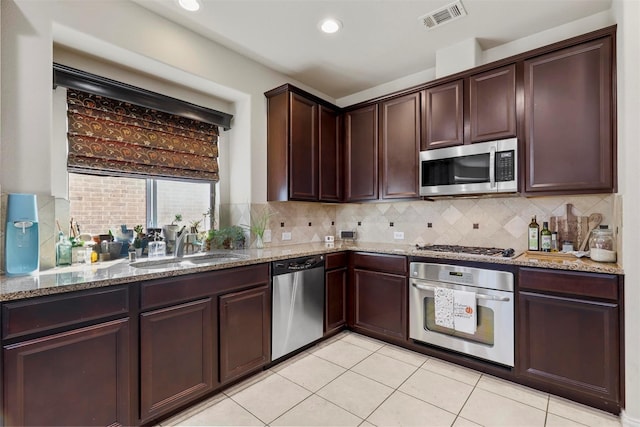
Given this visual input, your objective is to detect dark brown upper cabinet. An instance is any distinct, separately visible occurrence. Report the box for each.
[265,84,341,202]
[469,64,517,143]
[379,92,421,199]
[319,105,343,201]
[422,80,464,150]
[523,36,614,195]
[422,64,516,150]
[344,104,379,201]
[266,26,615,201]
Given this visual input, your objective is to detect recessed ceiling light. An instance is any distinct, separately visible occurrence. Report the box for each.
[178,0,200,12]
[319,18,342,34]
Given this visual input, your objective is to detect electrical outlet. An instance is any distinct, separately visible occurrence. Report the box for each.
[263,229,272,243]
[282,231,292,241]
[393,231,405,240]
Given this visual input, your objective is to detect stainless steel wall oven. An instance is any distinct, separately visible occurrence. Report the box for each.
[409,262,515,367]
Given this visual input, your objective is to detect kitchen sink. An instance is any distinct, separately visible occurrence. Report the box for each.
[130,251,249,270]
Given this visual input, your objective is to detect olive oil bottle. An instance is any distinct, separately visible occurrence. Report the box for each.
[528,216,540,251]
[540,221,552,252]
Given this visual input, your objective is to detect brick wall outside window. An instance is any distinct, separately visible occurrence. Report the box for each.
[69,173,212,237]
[69,174,147,236]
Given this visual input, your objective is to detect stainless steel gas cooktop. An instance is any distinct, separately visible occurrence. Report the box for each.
[414,244,516,258]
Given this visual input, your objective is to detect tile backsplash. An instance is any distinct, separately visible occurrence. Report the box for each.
[0,192,617,272]
[256,194,615,253]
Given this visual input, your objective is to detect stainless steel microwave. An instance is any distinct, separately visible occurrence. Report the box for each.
[419,138,518,197]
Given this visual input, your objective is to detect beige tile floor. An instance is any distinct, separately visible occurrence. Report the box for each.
[159,331,621,427]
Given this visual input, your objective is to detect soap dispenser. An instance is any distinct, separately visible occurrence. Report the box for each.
[5,193,39,276]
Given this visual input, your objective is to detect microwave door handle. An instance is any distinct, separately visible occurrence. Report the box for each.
[411,282,510,302]
[489,145,496,188]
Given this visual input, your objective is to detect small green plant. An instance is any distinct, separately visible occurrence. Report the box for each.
[207,226,246,250]
[171,214,183,226]
[203,207,216,231]
[189,219,202,234]
[133,225,144,249]
[246,206,273,240]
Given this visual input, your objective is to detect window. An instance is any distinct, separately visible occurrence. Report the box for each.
[68,173,215,237]
[60,78,229,239]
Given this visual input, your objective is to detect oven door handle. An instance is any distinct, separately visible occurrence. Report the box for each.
[411,282,511,302]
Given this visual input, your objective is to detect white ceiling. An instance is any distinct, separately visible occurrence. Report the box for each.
[132,0,612,99]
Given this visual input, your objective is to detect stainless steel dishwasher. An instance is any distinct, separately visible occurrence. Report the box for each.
[271,255,325,361]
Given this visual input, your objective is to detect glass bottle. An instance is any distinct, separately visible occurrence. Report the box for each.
[55,232,72,266]
[551,232,559,252]
[589,226,616,262]
[540,221,552,252]
[528,216,540,251]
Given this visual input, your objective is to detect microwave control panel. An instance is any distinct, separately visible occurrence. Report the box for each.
[495,150,515,182]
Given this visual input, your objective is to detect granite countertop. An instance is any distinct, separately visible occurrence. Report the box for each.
[0,242,623,302]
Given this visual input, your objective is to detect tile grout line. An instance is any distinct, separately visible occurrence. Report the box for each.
[354,361,424,423]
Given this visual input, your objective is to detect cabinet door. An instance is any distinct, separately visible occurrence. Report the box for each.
[345,104,379,201]
[266,89,289,201]
[351,269,407,340]
[325,267,347,334]
[289,92,319,200]
[422,80,464,150]
[219,285,270,383]
[4,319,131,426]
[523,37,613,194]
[140,298,215,422]
[518,291,620,405]
[379,92,420,199]
[469,64,516,143]
[319,105,342,202]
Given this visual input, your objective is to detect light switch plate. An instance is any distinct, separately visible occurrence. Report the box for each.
[393,231,405,240]
[263,229,272,243]
[325,235,334,243]
[282,231,292,241]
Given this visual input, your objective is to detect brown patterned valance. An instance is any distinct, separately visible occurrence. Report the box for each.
[66,89,220,182]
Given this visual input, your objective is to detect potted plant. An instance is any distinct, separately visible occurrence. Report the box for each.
[163,213,182,243]
[133,225,145,257]
[246,206,272,249]
[206,226,246,250]
[189,219,201,234]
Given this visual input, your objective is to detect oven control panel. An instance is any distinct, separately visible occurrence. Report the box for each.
[438,270,473,285]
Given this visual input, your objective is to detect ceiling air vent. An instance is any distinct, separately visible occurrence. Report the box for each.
[419,0,467,30]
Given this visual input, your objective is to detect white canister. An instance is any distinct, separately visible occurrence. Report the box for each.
[589,227,617,263]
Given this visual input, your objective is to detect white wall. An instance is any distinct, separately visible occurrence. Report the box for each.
[613,0,640,425]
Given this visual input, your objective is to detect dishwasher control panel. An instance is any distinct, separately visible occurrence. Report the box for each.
[272,255,324,275]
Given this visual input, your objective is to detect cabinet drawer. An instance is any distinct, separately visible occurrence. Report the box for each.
[325,252,348,270]
[352,252,407,275]
[2,286,129,340]
[141,264,270,310]
[519,268,619,301]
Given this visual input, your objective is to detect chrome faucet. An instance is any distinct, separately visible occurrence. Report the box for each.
[174,226,189,258]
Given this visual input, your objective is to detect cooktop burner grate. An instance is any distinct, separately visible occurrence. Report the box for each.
[415,244,515,258]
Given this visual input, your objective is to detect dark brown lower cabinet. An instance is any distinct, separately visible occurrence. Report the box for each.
[325,267,347,334]
[517,268,622,412]
[350,269,407,340]
[3,318,131,426]
[140,298,215,422]
[219,284,271,383]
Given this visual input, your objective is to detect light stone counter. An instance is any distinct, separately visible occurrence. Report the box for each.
[0,242,623,302]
